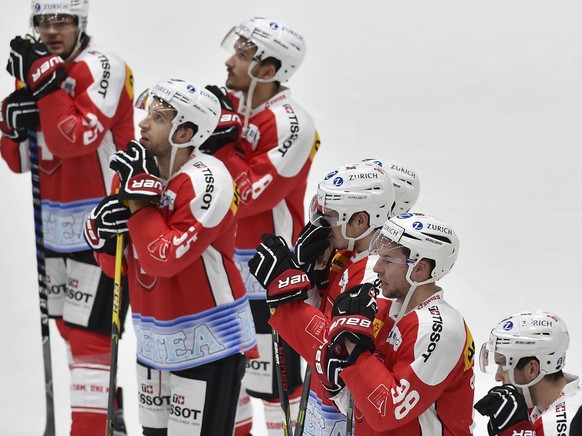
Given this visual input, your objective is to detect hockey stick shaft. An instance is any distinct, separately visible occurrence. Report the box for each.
[346,391,354,436]
[29,130,56,436]
[105,234,124,436]
[270,308,293,436]
[293,364,311,436]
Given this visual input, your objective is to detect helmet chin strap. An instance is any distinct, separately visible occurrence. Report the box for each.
[508,369,545,408]
[340,223,375,251]
[394,266,436,325]
[241,78,257,136]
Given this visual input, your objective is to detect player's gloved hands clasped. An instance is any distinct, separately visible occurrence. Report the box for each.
[6,36,66,99]
[294,217,332,289]
[200,85,241,155]
[329,283,378,362]
[314,283,378,397]
[474,384,532,436]
[0,88,39,141]
[109,140,162,203]
[248,233,310,308]
[83,195,130,254]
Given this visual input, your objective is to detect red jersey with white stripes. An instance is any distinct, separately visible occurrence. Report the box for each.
[1,42,134,253]
[214,87,319,300]
[96,152,256,371]
[270,290,475,435]
[498,374,582,436]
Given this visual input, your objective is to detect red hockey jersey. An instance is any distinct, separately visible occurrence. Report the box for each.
[1,43,134,253]
[214,88,320,300]
[498,374,582,436]
[270,290,475,435]
[96,153,256,371]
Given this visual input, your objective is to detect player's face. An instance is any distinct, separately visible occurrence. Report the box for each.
[373,242,410,299]
[225,37,256,91]
[36,14,79,57]
[138,99,175,158]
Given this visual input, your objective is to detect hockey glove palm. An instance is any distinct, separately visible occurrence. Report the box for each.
[329,283,378,361]
[0,88,39,141]
[248,233,310,307]
[200,85,241,155]
[84,195,130,254]
[109,140,162,202]
[474,384,532,436]
[7,36,66,99]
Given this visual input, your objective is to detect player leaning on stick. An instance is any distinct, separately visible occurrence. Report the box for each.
[249,212,476,435]
[0,1,133,433]
[475,310,582,435]
[85,79,257,435]
[200,17,320,435]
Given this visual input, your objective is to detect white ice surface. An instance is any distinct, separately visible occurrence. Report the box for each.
[1,1,581,435]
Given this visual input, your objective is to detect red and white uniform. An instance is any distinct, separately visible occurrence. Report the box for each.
[216,87,320,300]
[1,43,134,255]
[499,374,582,436]
[96,152,256,370]
[1,41,134,435]
[306,250,378,435]
[271,290,476,435]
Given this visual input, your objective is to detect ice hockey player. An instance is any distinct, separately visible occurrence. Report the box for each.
[249,212,475,434]
[84,79,256,435]
[476,310,582,435]
[289,159,419,435]
[0,1,133,433]
[201,17,320,435]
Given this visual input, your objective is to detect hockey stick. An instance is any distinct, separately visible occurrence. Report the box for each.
[293,364,311,436]
[28,129,56,436]
[346,391,354,436]
[106,233,124,436]
[270,308,293,436]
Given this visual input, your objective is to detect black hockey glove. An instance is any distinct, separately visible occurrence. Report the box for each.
[200,85,241,155]
[329,283,378,362]
[294,219,332,287]
[7,36,66,99]
[0,88,39,142]
[83,195,130,254]
[474,384,532,436]
[314,338,350,397]
[109,141,162,203]
[248,233,310,308]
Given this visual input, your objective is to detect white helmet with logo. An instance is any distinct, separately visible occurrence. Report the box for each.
[370,213,459,282]
[480,311,569,385]
[310,162,395,250]
[31,0,89,33]
[221,17,305,83]
[136,79,220,149]
[361,158,420,215]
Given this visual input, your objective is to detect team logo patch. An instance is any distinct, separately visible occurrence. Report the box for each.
[368,384,389,417]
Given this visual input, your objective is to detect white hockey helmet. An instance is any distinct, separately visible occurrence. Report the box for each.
[480,311,569,383]
[136,79,220,149]
[361,158,420,215]
[221,17,306,83]
[31,0,89,34]
[369,213,459,282]
[310,162,395,250]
